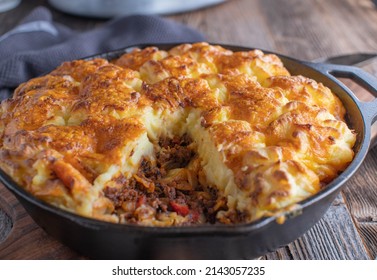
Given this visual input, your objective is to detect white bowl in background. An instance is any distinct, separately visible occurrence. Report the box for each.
[48,0,225,18]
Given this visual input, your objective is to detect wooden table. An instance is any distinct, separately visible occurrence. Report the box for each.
[0,0,377,260]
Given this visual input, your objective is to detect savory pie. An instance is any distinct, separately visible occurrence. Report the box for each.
[0,43,356,226]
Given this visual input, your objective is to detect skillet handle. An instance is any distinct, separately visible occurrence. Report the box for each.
[306,63,377,149]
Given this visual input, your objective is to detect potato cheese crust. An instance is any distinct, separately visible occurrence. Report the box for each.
[0,43,356,225]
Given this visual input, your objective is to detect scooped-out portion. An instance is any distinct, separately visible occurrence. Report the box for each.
[0,43,356,226]
[103,134,222,225]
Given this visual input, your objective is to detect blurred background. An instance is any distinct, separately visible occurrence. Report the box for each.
[0,0,376,60]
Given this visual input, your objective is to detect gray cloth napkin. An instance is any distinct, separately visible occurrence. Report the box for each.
[0,6,205,99]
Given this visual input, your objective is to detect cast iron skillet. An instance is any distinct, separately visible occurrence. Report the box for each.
[0,43,377,259]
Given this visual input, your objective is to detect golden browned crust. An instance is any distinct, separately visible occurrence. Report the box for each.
[0,43,356,225]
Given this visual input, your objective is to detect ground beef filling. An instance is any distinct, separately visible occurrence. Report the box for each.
[103,135,227,225]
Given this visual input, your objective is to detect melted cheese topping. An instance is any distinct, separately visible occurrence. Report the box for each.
[0,42,356,225]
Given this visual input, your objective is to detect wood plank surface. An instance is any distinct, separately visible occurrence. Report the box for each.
[0,0,377,260]
[264,195,370,260]
[0,205,11,243]
[0,185,83,260]
[341,148,377,259]
[168,0,377,58]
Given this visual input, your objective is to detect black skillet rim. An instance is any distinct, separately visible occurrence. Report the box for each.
[0,42,370,235]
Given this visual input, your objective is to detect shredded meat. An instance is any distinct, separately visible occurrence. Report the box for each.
[103,134,224,225]
[156,134,195,170]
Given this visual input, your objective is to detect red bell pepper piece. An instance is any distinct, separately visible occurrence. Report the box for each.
[170,201,190,216]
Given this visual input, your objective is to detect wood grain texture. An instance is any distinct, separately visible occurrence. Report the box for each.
[0,206,11,243]
[0,0,377,260]
[341,149,377,259]
[0,185,83,260]
[264,195,370,260]
[0,0,105,35]
[168,0,377,59]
